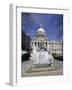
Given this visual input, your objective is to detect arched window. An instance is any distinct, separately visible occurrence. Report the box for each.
[38,42,39,47]
[35,42,36,46]
[46,42,47,47]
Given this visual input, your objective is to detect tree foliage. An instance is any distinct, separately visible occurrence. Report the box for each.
[21,30,31,61]
[22,30,31,53]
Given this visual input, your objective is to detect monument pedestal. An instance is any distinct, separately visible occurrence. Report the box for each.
[32,50,54,65]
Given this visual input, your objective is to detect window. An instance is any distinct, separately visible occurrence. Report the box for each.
[35,42,36,46]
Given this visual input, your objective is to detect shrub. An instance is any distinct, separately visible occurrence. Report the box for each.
[52,53,63,61]
[22,53,30,61]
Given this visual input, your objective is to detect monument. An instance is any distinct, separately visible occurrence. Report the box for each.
[31,25,54,67]
[31,44,54,66]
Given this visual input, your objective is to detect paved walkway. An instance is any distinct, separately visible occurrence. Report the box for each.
[21,60,32,74]
[21,59,63,77]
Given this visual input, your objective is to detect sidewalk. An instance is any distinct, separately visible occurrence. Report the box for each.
[21,59,63,77]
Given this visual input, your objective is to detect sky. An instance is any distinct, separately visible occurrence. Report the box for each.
[21,12,63,41]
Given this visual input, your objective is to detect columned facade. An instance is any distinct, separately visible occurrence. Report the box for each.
[31,26,63,55]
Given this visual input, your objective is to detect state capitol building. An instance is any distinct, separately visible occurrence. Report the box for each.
[30,25,63,55]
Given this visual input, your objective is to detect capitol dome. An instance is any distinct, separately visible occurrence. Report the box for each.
[36,26,46,36]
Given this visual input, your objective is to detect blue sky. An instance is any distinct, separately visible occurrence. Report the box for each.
[21,12,63,41]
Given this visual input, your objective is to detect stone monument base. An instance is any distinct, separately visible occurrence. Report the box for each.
[32,50,54,65]
[32,64,54,71]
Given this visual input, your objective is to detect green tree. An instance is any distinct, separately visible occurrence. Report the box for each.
[22,30,31,61]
